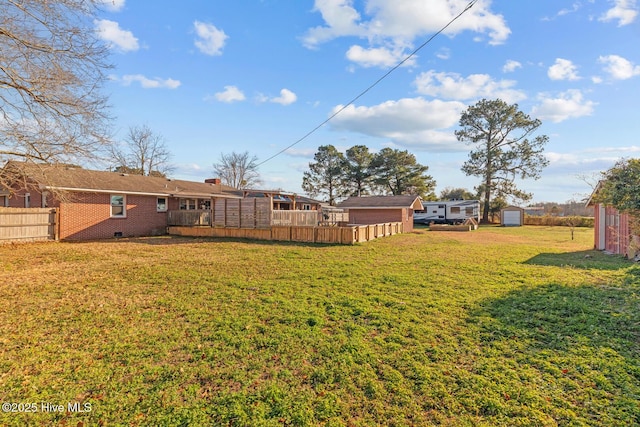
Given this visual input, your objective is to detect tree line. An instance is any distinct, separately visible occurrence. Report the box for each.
[302,145,435,205]
[301,99,549,222]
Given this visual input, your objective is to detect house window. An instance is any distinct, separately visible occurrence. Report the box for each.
[24,193,30,208]
[179,198,197,210]
[157,197,167,212]
[0,196,7,207]
[466,207,474,215]
[450,207,461,214]
[110,195,126,217]
[302,204,311,210]
[41,191,49,208]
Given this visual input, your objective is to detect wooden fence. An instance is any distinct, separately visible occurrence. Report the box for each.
[0,207,58,243]
[320,211,349,225]
[168,210,211,226]
[168,197,325,228]
[214,198,271,229]
[169,222,403,245]
[272,210,320,226]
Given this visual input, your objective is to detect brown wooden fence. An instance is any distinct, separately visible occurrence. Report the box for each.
[272,210,320,226]
[214,198,271,229]
[168,210,211,226]
[169,222,403,245]
[168,198,323,228]
[0,208,58,243]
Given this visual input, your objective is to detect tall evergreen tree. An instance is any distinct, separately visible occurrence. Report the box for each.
[370,148,435,198]
[457,99,549,223]
[343,145,374,197]
[302,145,346,206]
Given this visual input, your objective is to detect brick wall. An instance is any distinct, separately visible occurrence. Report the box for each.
[5,186,44,208]
[348,208,413,232]
[602,205,630,256]
[59,193,169,240]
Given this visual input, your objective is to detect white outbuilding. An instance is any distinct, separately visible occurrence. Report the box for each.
[501,206,524,226]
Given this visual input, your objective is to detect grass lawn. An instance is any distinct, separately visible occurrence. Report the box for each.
[1,226,639,426]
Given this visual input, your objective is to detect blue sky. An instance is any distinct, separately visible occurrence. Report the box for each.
[95,0,640,203]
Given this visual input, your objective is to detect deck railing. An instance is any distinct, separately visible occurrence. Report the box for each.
[167,203,330,228]
[271,210,320,226]
[167,210,211,226]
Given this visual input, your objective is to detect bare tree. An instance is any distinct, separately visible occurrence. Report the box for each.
[213,151,262,189]
[110,125,173,177]
[0,0,112,188]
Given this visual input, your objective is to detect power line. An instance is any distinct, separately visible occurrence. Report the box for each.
[256,0,477,167]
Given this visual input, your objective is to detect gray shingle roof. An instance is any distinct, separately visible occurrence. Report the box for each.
[338,195,423,209]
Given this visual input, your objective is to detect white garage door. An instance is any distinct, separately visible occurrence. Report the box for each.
[503,210,521,226]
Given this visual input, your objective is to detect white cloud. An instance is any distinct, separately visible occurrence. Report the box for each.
[302,0,511,66]
[584,145,640,153]
[345,45,416,68]
[302,0,365,47]
[119,74,181,89]
[256,89,298,106]
[436,48,451,60]
[98,0,125,12]
[413,70,526,104]
[557,3,582,17]
[598,54,640,79]
[548,58,580,81]
[173,163,204,179]
[329,97,467,152]
[599,0,638,26]
[271,89,298,106]
[531,90,596,123]
[212,86,246,103]
[194,21,228,56]
[543,151,628,176]
[94,19,139,52]
[503,60,522,73]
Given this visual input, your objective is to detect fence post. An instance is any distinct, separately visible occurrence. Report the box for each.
[54,208,60,241]
[209,197,216,228]
[253,198,257,229]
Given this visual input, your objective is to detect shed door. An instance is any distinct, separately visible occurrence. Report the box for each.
[503,210,521,226]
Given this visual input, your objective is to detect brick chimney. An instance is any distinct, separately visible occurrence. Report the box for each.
[205,178,221,185]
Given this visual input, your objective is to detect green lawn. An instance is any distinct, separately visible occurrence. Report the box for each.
[1,226,638,426]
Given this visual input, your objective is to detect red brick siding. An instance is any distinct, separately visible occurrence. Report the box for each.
[602,205,630,256]
[593,203,633,256]
[348,208,413,232]
[5,186,45,208]
[594,203,603,250]
[58,193,168,240]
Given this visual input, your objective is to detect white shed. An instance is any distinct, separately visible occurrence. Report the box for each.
[501,206,524,226]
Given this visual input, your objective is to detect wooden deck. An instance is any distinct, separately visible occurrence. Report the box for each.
[168,222,403,245]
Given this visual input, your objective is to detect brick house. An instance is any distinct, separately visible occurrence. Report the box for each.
[0,162,242,240]
[337,195,423,232]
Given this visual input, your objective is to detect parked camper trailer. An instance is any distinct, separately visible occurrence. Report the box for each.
[414,200,481,225]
